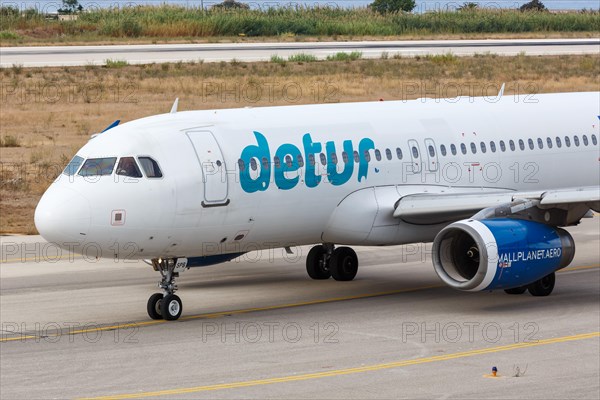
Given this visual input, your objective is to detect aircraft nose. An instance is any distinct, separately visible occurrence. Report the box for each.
[34,185,91,245]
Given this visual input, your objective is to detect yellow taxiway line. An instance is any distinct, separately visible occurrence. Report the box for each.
[1,264,597,343]
[81,331,600,399]
[1,254,83,264]
[0,284,441,342]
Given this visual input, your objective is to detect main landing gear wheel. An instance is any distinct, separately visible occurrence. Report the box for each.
[161,294,183,320]
[330,247,358,281]
[147,293,164,320]
[528,272,556,297]
[504,287,527,295]
[306,245,331,280]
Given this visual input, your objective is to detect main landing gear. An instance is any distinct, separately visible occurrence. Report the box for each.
[147,258,187,321]
[306,244,359,281]
[504,272,556,297]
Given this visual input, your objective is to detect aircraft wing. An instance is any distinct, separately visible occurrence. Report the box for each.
[393,186,600,226]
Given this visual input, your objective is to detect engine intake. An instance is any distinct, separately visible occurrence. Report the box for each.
[432,218,575,291]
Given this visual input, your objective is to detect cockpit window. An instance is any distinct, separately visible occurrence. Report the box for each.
[63,155,84,176]
[116,157,143,178]
[138,157,163,178]
[78,157,117,176]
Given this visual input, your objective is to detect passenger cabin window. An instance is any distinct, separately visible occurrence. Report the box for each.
[470,142,477,154]
[309,154,316,166]
[297,155,305,168]
[592,134,598,146]
[63,155,84,176]
[518,139,525,151]
[274,156,281,169]
[396,148,403,160]
[565,136,571,147]
[78,157,117,176]
[353,151,360,163]
[500,141,506,152]
[440,145,447,156]
[450,144,457,155]
[138,157,163,178]
[116,157,143,178]
[490,141,496,153]
[428,145,435,157]
[411,146,419,158]
[250,158,258,171]
[480,142,486,153]
[262,157,270,170]
[460,143,467,155]
[320,153,327,165]
[574,135,580,146]
[375,149,382,161]
[285,155,293,168]
[556,137,562,148]
[537,138,543,149]
[385,148,392,160]
[238,159,245,171]
[509,140,515,151]
[330,153,338,165]
[583,135,589,146]
[546,137,553,149]
[528,138,534,150]
[342,152,349,164]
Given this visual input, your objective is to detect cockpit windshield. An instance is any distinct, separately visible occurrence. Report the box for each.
[64,156,161,178]
[63,155,84,176]
[78,157,117,176]
[116,157,143,178]
[138,157,163,178]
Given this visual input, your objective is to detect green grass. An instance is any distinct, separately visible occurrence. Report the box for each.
[105,59,129,68]
[0,30,20,40]
[424,53,458,64]
[0,6,598,41]
[326,51,363,61]
[288,53,318,62]
[270,55,286,63]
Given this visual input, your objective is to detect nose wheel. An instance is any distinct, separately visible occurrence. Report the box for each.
[147,258,187,320]
[147,293,164,320]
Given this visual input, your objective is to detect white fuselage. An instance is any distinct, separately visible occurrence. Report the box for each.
[35,92,600,260]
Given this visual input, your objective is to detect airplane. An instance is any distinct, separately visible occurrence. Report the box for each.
[34,91,600,320]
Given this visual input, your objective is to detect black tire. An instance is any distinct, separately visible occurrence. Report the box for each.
[504,287,527,295]
[306,245,331,280]
[161,294,183,320]
[330,247,358,281]
[147,293,164,320]
[528,273,556,297]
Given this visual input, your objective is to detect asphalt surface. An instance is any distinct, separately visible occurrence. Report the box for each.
[1,38,599,67]
[0,217,598,399]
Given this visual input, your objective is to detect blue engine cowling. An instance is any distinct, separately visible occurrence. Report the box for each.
[432,218,575,291]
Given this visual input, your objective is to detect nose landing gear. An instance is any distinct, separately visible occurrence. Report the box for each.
[147,258,188,321]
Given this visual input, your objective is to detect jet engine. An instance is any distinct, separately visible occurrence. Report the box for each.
[432,218,575,291]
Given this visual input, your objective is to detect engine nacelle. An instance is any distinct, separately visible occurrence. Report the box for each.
[432,218,575,291]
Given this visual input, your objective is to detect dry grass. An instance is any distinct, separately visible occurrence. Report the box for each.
[1,54,598,234]
[2,31,598,47]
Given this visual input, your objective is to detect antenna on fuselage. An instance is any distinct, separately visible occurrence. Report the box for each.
[170,98,179,114]
[498,83,505,98]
